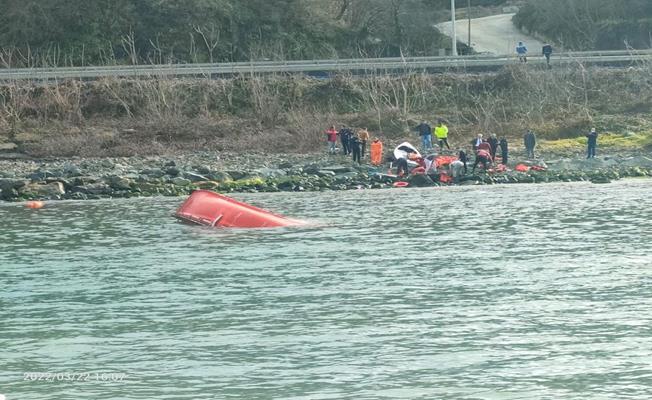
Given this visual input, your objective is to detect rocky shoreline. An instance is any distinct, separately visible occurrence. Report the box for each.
[1,151,651,202]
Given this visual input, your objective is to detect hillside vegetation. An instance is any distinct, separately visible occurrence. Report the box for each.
[0,0,488,67]
[2,63,652,157]
[514,0,652,50]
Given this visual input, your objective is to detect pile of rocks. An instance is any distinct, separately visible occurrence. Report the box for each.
[1,153,651,202]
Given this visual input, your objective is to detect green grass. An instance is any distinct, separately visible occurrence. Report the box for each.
[540,131,652,152]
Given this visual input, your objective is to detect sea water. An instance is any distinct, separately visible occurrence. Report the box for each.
[2,180,652,399]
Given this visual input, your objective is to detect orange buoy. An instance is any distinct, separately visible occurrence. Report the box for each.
[393,181,409,188]
[25,201,45,209]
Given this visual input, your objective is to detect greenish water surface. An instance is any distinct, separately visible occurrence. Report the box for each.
[1,180,652,399]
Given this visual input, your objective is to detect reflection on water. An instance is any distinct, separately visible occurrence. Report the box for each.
[1,180,652,399]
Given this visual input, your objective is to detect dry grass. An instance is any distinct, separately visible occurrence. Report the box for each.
[1,63,652,157]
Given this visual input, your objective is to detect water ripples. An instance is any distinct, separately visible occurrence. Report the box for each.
[1,180,652,399]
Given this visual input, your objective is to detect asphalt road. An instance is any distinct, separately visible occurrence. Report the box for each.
[437,13,544,56]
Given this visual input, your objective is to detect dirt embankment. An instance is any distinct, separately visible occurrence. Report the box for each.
[1,63,652,160]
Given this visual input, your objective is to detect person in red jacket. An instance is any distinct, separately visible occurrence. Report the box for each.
[325,125,338,154]
[478,139,492,153]
[472,148,493,173]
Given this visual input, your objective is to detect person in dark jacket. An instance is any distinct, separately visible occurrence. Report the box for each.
[499,136,509,165]
[542,43,553,68]
[338,126,351,155]
[350,134,362,164]
[415,121,433,151]
[488,133,499,160]
[524,130,536,158]
[458,149,468,174]
[586,128,598,159]
[396,157,409,177]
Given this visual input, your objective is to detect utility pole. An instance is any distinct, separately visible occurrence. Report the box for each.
[467,0,471,48]
[451,0,457,56]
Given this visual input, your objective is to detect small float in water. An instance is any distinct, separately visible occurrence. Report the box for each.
[25,201,45,209]
[175,190,304,229]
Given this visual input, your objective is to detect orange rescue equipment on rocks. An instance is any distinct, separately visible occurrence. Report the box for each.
[515,164,530,172]
[175,190,304,228]
[439,173,453,184]
[435,155,457,167]
[393,181,409,188]
[370,140,383,165]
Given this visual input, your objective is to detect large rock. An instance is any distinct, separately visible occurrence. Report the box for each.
[61,164,83,177]
[165,166,181,177]
[208,171,232,183]
[184,172,209,182]
[29,170,58,181]
[172,177,192,186]
[0,178,28,192]
[72,183,112,195]
[140,168,166,178]
[105,175,133,190]
[319,165,353,174]
[0,152,30,160]
[193,181,220,190]
[407,174,435,187]
[622,156,652,168]
[70,176,100,186]
[335,172,360,179]
[19,182,65,197]
[0,142,18,151]
[254,168,287,178]
[225,170,248,180]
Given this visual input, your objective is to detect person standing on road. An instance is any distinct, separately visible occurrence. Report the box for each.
[435,119,451,151]
[542,43,553,68]
[415,120,433,151]
[516,41,528,63]
[586,128,598,159]
[524,130,537,158]
[358,127,370,158]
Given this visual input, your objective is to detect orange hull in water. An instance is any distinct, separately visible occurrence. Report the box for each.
[175,190,303,228]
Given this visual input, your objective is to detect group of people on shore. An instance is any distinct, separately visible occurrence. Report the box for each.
[325,125,384,165]
[325,121,600,176]
[415,119,451,152]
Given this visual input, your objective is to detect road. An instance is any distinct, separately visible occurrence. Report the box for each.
[437,13,544,56]
[0,51,650,81]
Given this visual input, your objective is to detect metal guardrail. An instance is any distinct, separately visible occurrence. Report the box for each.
[0,50,650,80]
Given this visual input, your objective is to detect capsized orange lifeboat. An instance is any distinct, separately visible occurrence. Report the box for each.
[175,190,304,228]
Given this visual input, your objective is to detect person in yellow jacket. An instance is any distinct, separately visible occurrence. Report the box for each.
[435,119,451,150]
[357,127,370,158]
